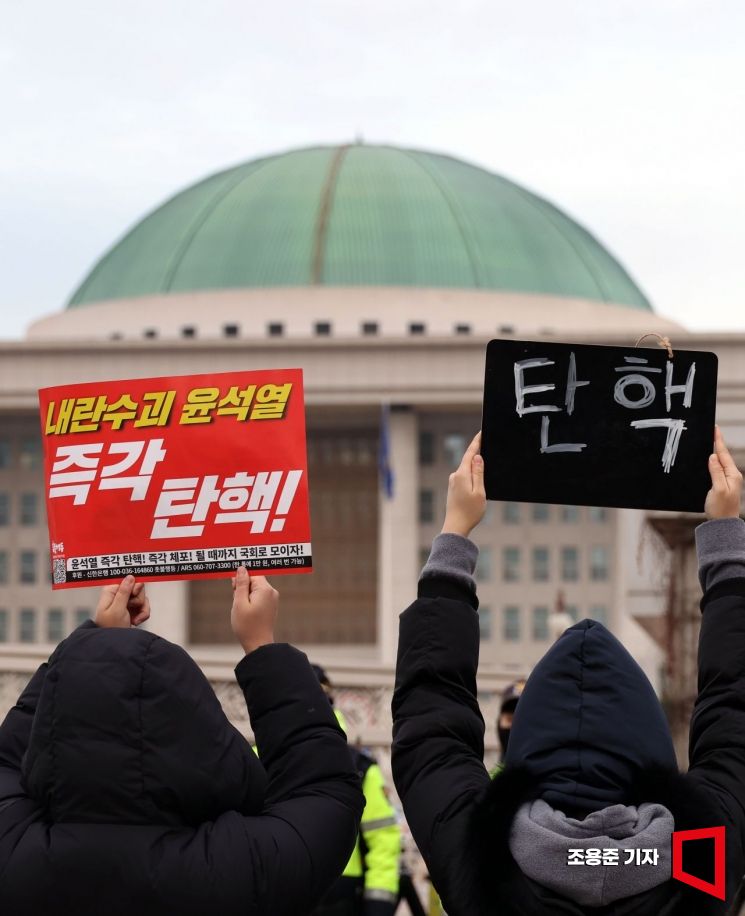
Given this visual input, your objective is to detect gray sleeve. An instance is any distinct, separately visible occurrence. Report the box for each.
[695,517,745,592]
[419,533,478,594]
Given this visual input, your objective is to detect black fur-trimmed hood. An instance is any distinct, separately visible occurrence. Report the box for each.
[504,620,678,816]
[465,619,733,914]
[468,766,731,914]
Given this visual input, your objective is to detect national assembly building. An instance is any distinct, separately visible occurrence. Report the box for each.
[1,143,743,763]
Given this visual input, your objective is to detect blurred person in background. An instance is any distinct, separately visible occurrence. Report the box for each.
[496,679,525,764]
[312,664,402,916]
[394,812,428,916]
[0,568,363,915]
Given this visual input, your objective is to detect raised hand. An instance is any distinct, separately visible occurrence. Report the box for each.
[705,426,743,519]
[95,577,151,628]
[441,431,487,538]
[230,566,279,654]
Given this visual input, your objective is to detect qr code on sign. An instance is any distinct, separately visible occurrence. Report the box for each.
[53,559,66,585]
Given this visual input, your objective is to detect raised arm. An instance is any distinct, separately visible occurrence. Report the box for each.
[226,567,365,910]
[391,433,490,912]
[688,428,745,821]
[1,581,152,861]
[230,643,365,911]
[0,579,150,771]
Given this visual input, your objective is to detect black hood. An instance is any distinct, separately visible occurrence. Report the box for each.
[504,619,677,815]
[22,622,266,826]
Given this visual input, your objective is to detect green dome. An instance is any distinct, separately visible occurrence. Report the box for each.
[68,144,651,310]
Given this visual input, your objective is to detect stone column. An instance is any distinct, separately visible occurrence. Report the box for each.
[142,578,189,646]
[377,407,419,667]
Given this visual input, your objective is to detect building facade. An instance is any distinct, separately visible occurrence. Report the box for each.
[2,143,743,763]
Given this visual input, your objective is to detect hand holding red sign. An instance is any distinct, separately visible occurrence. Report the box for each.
[95,578,151,629]
[230,566,278,654]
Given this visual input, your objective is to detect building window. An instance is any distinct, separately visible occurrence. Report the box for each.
[19,609,36,643]
[0,609,7,642]
[532,547,549,582]
[19,437,41,470]
[0,492,8,526]
[181,326,196,338]
[590,605,608,626]
[503,606,521,641]
[408,322,426,335]
[143,328,158,339]
[47,609,65,642]
[267,322,284,337]
[75,609,91,627]
[314,321,332,336]
[339,439,359,467]
[503,547,520,582]
[478,605,492,639]
[418,431,435,465]
[0,551,7,584]
[476,548,492,582]
[419,489,435,523]
[20,551,37,584]
[533,606,549,640]
[223,324,239,338]
[502,502,520,524]
[419,546,431,569]
[561,547,579,582]
[532,503,550,522]
[499,324,515,334]
[0,439,10,468]
[561,505,580,522]
[589,506,608,523]
[20,492,38,526]
[454,323,471,335]
[443,434,466,469]
[590,546,609,581]
[361,321,379,336]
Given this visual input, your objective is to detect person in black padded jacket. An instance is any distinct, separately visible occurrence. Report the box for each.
[392,428,745,915]
[0,566,364,916]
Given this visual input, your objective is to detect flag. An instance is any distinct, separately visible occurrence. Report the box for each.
[378,404,394,500]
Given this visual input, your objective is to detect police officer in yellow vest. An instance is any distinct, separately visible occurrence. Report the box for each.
[311,665,401,916]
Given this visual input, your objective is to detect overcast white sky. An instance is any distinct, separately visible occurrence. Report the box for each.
[1,0,743,338]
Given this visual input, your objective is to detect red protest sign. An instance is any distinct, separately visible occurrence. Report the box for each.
[39,369,311,588]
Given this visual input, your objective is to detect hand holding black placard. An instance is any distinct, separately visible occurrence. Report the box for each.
[441,431,487,538]
[705,426,743,519]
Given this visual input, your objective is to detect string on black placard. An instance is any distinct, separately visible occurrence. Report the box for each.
[635,332,674,359]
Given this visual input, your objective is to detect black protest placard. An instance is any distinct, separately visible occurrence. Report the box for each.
[481,339,718,512]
